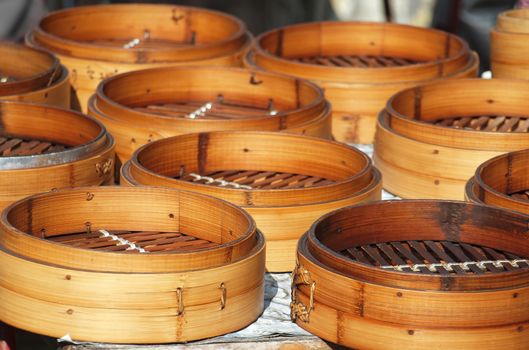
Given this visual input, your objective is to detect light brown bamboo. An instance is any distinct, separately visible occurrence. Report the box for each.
[0,101,115,209]
[293,200,529,349]
[466,149,529,215]
[246,21,477,143]
[491,8,529,79]
[26,4,252,111]
[88,66,332,163]
[0,186,265,343]
[121,131,382,272]
[373,78,529,200]
[0,42,70,108]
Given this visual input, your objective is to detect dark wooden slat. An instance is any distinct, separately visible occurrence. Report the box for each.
[460,243,503,273]
[408,241,450,274]
[361,245,391,267]
[391,242,432,274]
[424,241,467,274]
[441,241,484,274]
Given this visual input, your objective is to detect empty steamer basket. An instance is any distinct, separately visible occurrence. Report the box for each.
[120,131,382,272]
[466,149,529,215]
[293,200,529,350]
[88,66,332,163]
[246,21,478,143]
[374,78,529,200]
[0,101,114,209]
[26,4,252,111]
[0,186,265,343]
[491,8,529,79]
[0,42,70,108]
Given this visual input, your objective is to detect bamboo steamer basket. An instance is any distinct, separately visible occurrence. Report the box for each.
[491,8,529,79]
[120,131,382,272]
[293,200,529,349]
[26,4,252,112]
[466,149,529,215]
[373,78,529,200]
[88,66,332,163]
[0,42,70,108]
[0,186,265,343]
[0,101,114,209]
[246,21,478,143]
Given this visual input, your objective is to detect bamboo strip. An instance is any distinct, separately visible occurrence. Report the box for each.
[466,149,529,215]
[26,4,252,111]
[246,21,477,143]
[0,186,265,343]
[121,131,381,272]
[491,8,529,79]
[0,101,114,209]
[373,78,529,199]
[88,67,332,163]
[0,42,70,108]
[293,200,529,349]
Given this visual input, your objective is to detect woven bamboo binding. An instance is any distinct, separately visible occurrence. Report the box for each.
[120,131,382,272]
[0,186,265,343]
[491,8,529,79]
[0,101,114,209]
[293,200,529,349]
[26,4,252,111]
[466,149,529,215]
[0,42,70,108]
[246,21,478,143]
[88,66,332,163]
[373,78,529,200]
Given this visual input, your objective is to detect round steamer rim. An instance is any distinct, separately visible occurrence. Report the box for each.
[384,79,529,147]
[304,199,529,291]
[93,66,326,123]
[121,161,383,210]
[252,21,471,82]
[0,101,108,169]
[471,149,529,208]
[0,42,61,96]
[496,8,529,33]
[31,4,248,63]
[125,131,373,205]
[0,186,258,272]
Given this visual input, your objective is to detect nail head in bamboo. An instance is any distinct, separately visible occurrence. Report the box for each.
[293,200,529,350]
[0,186,265,343]
[491,8,529,79]
[26,4,252,112]
[0,101,115,209]
[0,42,70,108]
[466,149,529,215]
[373,78,529,200]
[88,66,332,163]
[246,21,478,143]
[120,131,382,272]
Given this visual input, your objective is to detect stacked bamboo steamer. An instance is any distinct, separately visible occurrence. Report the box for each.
[0,101,114,209]
[0,186,265,343]
[466,149,529,215]
[88,66,332,163]
[120,131,382,272]
[491,8,529,79]
[293,200,529,349]
[246,21,478,143]
[0,42,70,108]
[373,78,529,200]
[26,4,253,111]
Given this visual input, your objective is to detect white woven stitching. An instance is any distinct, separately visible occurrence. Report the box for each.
[189,173,252,189]
[380,259,529,272]
[98,229,148,253]
[185,102,213,119]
